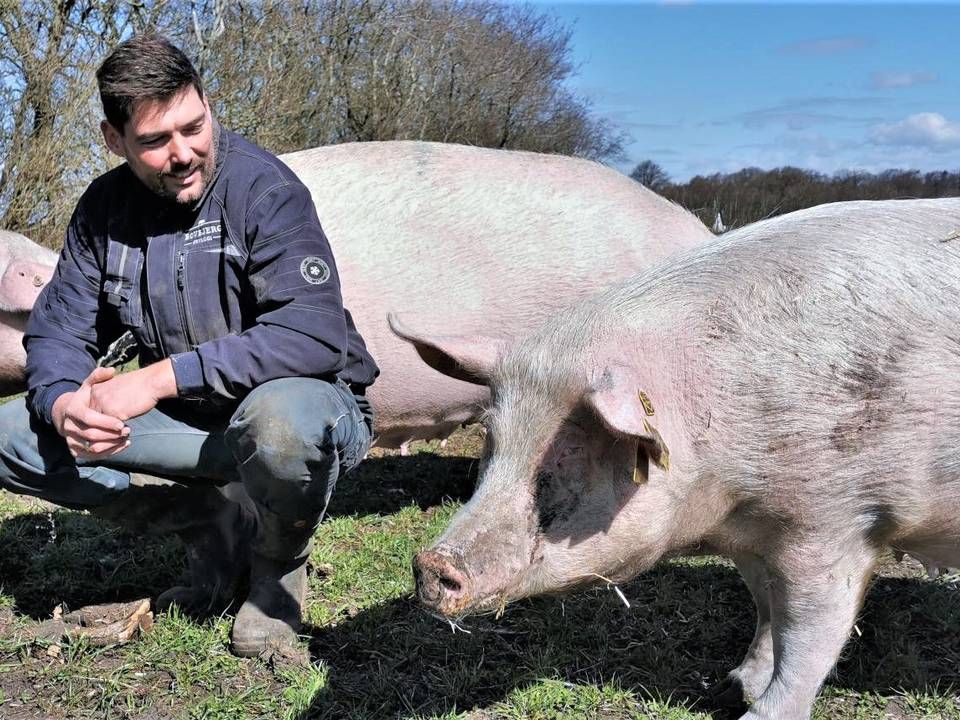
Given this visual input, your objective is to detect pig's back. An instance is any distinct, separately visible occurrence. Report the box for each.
[633,198,960,535]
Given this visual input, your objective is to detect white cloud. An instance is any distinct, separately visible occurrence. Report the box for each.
[870,113,960,148]
[714,97,887,130]
[870,71,937,90]
[776,36,869,56]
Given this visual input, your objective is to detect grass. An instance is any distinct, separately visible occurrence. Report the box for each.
[0,425,957,719]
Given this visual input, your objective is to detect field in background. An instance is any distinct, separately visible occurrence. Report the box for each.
[0,425,956,720]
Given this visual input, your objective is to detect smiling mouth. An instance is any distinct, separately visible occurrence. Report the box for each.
[167,168,199,184]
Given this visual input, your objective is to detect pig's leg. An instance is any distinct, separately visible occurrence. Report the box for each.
[713,552,774,707]
[739,538,878,720]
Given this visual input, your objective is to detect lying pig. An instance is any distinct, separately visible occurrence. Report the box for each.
[0,230,57,393]
[398,197,960,720]
[281,141,712,447]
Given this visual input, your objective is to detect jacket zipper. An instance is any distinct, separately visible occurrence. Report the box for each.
[175,248,198,348]
[143,240,168,358]
[177,250,197,348]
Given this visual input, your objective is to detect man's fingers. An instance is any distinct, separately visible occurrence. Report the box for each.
[87,438,130,457]
[84,366,116,386]
[71,438,130,459]
[72,406,126,433]
[76,426,131,444]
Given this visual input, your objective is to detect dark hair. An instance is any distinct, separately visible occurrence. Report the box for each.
[96,34,204,131]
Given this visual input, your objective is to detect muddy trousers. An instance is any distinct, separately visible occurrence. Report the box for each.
[0,376,373,533]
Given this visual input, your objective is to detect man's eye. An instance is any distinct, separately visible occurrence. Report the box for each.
[140,138,163,148]
[184,124,202,135]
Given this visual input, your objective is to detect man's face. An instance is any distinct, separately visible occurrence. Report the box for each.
[101,86,215,205]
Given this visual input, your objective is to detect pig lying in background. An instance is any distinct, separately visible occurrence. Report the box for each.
[4,142,713,444]
[0,230,57,394]
[282,141,712,447]
[398,198,960,720]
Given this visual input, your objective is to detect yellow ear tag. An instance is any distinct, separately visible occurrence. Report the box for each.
[638,390,655,416]
[642,417,671,472]
[632,444,648,484]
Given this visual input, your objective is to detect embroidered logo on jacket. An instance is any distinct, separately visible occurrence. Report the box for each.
[300,256,330,285]
[184,220,222,246]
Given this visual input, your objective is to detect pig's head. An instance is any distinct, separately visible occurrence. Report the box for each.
[0,230,58,392]
[390,313,712,620]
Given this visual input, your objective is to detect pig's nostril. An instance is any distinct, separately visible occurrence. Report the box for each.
[439,574,462,593]
[415,550,469,608]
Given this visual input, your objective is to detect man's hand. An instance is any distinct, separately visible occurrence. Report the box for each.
[88,359,178,422]
[52,367,130,459]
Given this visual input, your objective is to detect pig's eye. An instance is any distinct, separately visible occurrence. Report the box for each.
[554,446,584,467]
[534,469,580,533]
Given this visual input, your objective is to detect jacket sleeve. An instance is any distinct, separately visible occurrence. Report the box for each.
[25,205,104,424]
[169,180,348,402]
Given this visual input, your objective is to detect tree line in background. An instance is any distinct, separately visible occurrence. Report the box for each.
[631,160,960,232]
[1,0,622,246]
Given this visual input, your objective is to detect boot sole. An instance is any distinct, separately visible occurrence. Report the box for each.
[231,630,302,658]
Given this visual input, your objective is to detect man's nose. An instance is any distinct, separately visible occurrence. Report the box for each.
[168,134,193,166]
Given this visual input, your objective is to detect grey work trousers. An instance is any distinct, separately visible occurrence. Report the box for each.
[0,377,373,522]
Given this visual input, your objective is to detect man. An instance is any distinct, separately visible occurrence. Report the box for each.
[0,34,378,657]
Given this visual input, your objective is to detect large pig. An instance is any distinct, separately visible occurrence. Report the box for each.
[399,198,960,720]
[0,230,57,394]
[281,141,712,447]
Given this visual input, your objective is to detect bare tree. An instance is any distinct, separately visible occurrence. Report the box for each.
[195,0,624,158]
[0,1,178,244]
[629,160,670,192]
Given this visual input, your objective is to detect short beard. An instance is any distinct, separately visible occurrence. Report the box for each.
[151,140,217,205]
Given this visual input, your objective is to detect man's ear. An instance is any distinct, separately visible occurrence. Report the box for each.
[388,312,507,386]
[100,120,126,159]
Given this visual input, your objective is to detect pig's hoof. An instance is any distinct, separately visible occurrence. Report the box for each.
[708,675,748,712]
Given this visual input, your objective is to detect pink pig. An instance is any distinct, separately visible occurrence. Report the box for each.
[0,230,57,394]
[400,198,960,720]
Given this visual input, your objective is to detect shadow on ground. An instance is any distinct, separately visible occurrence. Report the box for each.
[0,506,182,619]
[328,453,479,517]
[298,560,960,720]
[0,453,477,619]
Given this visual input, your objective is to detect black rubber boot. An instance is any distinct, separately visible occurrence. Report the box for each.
[94,476,257,617]
[154,493,257,616]
[230,508,317,658]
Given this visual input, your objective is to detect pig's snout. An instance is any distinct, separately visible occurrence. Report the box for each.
[414,549,471,615]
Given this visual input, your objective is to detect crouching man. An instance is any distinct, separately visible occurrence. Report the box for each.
[0,34,378,657]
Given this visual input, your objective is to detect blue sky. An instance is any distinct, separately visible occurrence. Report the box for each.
[526,1,960,181]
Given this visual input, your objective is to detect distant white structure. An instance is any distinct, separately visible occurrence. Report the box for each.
[712,211,727,234]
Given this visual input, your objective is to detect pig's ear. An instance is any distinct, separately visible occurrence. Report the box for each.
[587,364,670,472]
[0,259,53,313]
[387,312,505,386]
[587,364,649,436]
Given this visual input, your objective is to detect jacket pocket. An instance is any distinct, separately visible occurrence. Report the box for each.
[104,240,143,328]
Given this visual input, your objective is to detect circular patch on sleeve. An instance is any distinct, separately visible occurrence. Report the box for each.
[300,256,330,285]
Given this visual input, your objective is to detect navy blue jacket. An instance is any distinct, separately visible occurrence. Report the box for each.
[25,127,378,423]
